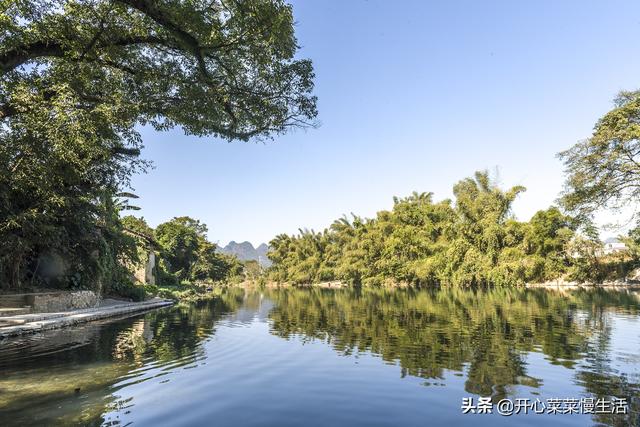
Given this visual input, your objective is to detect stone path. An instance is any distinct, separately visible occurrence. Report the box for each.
[0,298,174,339]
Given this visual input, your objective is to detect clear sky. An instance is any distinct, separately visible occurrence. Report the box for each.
[130,0,640,247]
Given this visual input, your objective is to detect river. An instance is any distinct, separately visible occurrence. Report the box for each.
[0,287,638,426]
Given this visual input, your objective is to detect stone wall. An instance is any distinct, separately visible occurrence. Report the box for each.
[29,291,99,313]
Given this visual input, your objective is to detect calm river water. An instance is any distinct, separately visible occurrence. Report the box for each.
[0,287,639,426]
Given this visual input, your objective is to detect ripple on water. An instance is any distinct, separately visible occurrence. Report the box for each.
[1,288,640,427]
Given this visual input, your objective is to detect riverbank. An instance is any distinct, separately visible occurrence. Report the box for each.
[249,278,640,290]
[152,281,242,302]
[0,297,173,339]
[526,279,640,290]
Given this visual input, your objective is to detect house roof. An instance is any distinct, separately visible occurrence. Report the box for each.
[603,237,623,244]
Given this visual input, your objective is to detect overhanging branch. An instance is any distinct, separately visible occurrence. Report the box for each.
[0,36,164,74]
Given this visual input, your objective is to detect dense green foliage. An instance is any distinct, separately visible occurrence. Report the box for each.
[0,0,316,291]
[268,171,583,287]
[153,216,243,285]
[120,215,244,293]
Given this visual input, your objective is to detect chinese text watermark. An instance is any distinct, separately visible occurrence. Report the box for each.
[461,397,628,416]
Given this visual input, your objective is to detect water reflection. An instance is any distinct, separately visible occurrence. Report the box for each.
[0,288,246,426]
[0,287,638,427]
[266,287,640,426]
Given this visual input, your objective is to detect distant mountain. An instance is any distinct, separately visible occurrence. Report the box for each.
[218,241,272,267]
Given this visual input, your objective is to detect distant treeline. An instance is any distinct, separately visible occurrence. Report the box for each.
[267,171,638,287]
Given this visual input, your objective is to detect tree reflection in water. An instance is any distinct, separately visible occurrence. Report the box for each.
[0,288,246,426]
[266,287,640,426]
[0,287,638,427]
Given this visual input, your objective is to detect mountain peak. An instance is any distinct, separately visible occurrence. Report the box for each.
[218,241,271,267]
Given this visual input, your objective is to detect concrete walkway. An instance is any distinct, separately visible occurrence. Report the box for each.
[0,298,174,339]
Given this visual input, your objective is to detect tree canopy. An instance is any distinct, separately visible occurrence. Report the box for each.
[1,0,317,139]
[559,90,640,221]
[0,0,316,291]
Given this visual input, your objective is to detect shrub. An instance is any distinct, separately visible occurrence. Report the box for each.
[109,281,147,302]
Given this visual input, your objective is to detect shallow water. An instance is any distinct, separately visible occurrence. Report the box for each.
[0,287,639,426]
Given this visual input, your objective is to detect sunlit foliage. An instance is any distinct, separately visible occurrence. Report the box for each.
[268,171,580,286]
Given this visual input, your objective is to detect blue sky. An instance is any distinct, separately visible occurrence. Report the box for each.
[130,0,640,246]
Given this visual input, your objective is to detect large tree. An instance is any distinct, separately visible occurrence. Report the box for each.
[559,91,640,221]
[0,0,316,290]
[1,0,317,138]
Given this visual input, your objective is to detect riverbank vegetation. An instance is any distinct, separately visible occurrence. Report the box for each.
[120,215,246,301]
[0,0,316,297]
[4,1,640,296]
[267,172,640,288]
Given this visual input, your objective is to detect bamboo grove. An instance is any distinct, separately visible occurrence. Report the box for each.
[267,171,637,287]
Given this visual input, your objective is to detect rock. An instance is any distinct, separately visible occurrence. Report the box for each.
[70,291,99,309]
